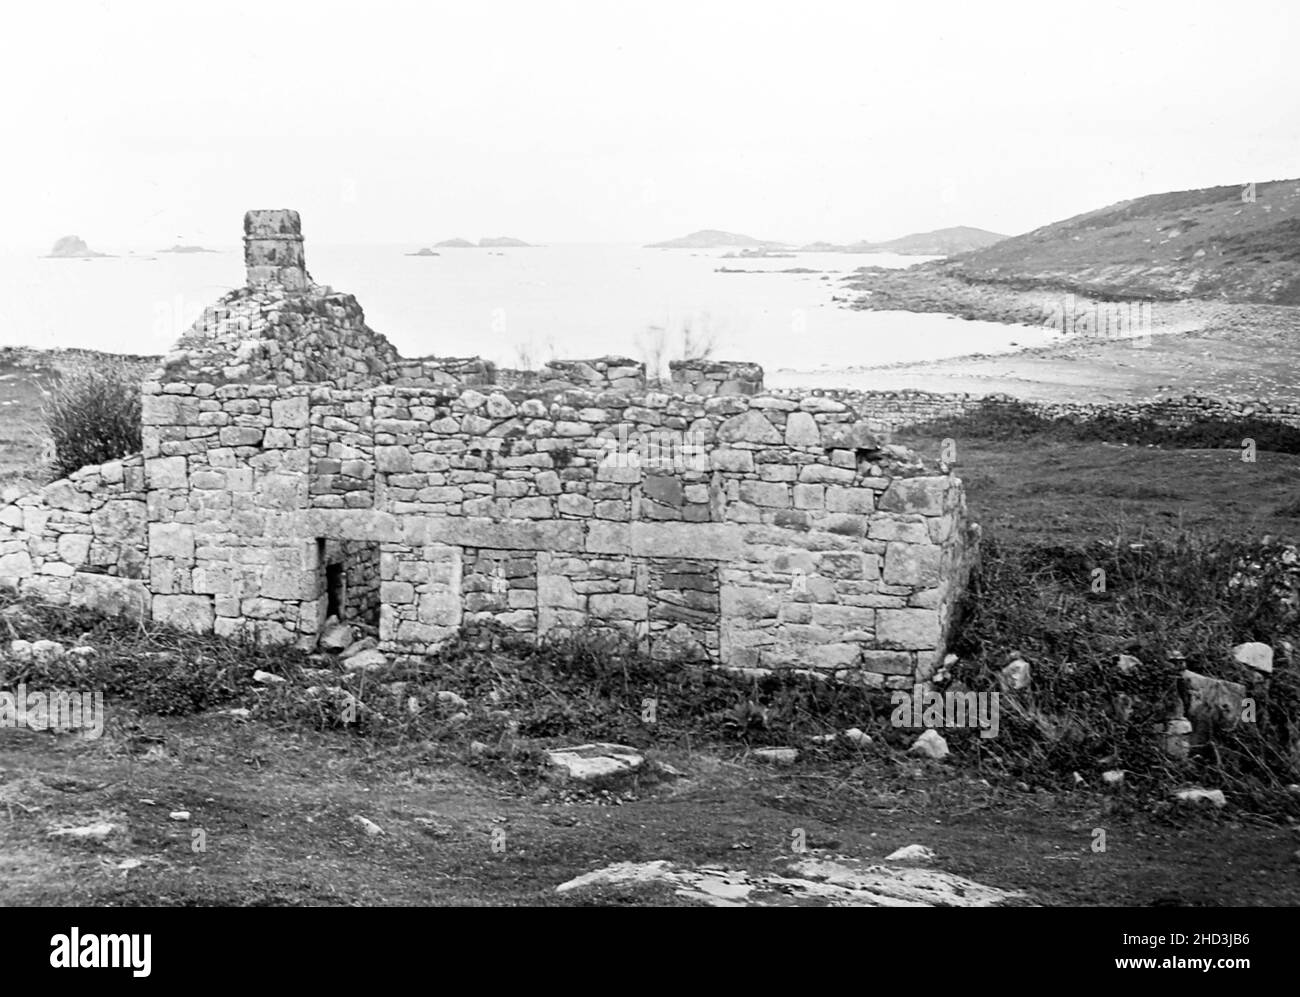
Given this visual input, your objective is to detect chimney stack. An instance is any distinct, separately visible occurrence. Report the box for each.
[244,209,307,291]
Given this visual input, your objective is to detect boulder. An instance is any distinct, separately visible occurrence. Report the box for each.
[1232,642,1273,675]
[344,649,388,672]
[319,621,355,652]
[909,729,949,759]
[1000,659,1032,691]
[1182,670,1246,732]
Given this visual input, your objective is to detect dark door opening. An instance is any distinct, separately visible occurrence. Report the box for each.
[317,538,381,632]
[325,561,345,620]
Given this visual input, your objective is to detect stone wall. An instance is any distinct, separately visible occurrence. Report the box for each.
[389,357,497,388]
[767,389,1300,434]
[134,372,974,685]
[0,455,150,617]
[670,359,765,396]
[496,357,648,393]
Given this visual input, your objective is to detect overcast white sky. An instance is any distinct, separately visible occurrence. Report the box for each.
[2,0,1297,250]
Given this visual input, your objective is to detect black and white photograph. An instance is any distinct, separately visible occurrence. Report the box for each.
[0,0,1296,941]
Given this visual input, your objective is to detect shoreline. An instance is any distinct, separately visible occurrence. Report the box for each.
[5,264,1300,408]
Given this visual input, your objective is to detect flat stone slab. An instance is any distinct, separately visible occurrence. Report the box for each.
[545,743,644,782]
[752,747,798,765]
[556,856,1024,907]
[885,844,936,862]
[47,821,119,842]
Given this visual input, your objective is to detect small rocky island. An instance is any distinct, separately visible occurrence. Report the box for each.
[405,247,441,257]
[47,235,110,258]
[158,244,217,254]
[648,229,788,250]
[433,236,532,248]
[721,247,796,259]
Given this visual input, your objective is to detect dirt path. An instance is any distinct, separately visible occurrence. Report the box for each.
[3,717,1297,906]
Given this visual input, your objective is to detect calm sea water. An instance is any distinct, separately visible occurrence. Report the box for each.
[0,244,1055,386]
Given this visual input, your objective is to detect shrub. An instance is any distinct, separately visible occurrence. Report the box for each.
[42,364,142,478]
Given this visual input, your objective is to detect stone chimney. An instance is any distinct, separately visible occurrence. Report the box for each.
[244,209,308,291]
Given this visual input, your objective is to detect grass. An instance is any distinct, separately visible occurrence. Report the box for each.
[0,362,56,490]
[908,397,1300,455]
[898,429,1300,549]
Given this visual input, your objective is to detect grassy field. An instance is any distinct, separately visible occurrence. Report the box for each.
[0,361,54,492]
[899,433,1300,547]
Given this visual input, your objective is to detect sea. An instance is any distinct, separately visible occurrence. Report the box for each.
[0,244,1058,388]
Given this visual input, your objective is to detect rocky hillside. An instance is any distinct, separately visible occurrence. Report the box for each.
[940,179,1300,304]
[806,226,1006,256]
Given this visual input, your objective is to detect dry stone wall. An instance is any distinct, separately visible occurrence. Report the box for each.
[670,359,765,396]
[136,371,975,685]
[771,388,1300,434]
[0,455,150,617]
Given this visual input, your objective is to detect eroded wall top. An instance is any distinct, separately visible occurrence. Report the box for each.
[152,210,402,390]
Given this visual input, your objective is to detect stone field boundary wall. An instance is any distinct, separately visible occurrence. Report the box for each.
[765,389,1300,435]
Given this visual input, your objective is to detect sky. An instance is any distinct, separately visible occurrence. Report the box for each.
[2,0,1298,251]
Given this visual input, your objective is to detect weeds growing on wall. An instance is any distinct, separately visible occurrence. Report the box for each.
[41,363,143,478]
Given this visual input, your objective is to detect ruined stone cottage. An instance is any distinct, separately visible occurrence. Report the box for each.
[0,211,977,686]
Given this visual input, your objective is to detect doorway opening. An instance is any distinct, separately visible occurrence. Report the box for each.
[317,539,381,631]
